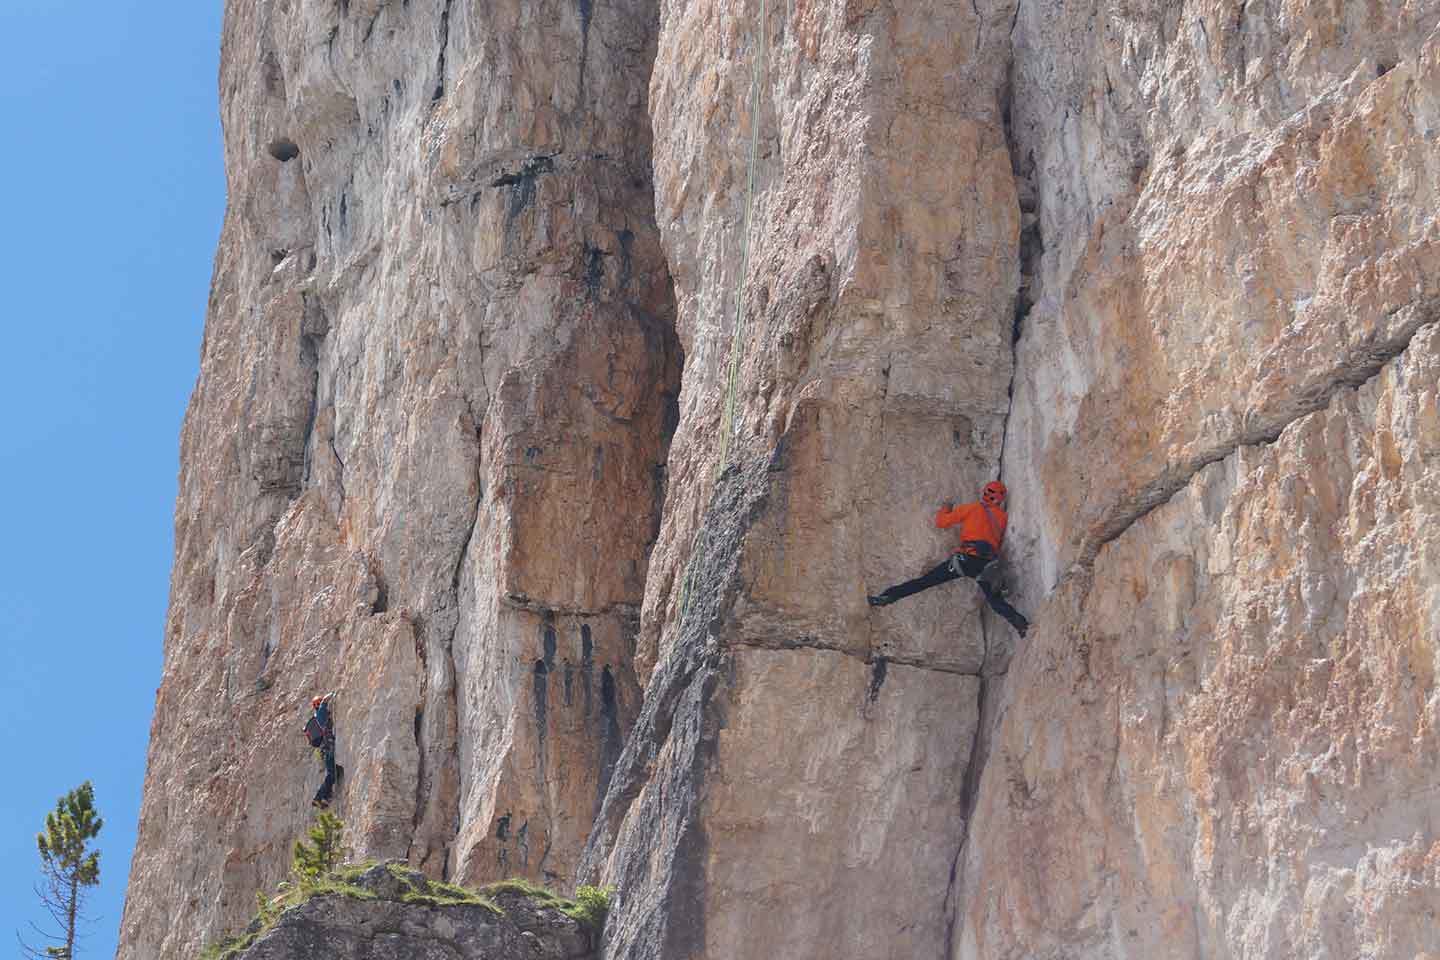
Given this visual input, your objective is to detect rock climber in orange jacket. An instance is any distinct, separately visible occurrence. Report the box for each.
[867,481,1030,636]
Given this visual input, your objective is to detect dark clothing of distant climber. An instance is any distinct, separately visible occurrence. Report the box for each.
[306,694,340,809]
[868,481,1030,636]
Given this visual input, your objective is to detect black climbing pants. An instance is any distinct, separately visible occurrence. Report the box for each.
[874,554,1030,633]
[314,739,337,805]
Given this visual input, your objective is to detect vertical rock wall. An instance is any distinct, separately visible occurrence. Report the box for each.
[122,1,1440,959]
[956,2,1440,957]
[581,2,1022,958]
[118,1,677,957]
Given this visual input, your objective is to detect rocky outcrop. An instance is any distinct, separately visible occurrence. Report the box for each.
[227,864,596,960]
[121,1,1440,959]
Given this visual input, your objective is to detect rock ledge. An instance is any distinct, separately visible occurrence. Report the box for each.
[227,863,597,960]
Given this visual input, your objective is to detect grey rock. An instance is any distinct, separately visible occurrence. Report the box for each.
[232,868,595,960]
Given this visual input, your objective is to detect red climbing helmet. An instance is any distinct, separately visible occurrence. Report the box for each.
[981,481,1007,506]
[311,695,325,710]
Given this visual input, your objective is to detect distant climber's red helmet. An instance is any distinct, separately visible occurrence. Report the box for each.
[982,481,1007,506]
[311,696,325,709]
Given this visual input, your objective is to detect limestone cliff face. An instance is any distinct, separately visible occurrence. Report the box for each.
[120,1,676,957]
[960,3,1440,957]
[121,1,1439,959]
[579,2,1018,957]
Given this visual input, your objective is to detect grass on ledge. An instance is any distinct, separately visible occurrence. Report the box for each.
[384,861,502,913]
[479,878,613,932]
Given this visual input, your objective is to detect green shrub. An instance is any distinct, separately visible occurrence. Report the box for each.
[196,932,257,960]
[333,860,380,883]
[196,812,353,959]
[562,885,613,932]
[291,811,346,887]
[479,878,612,933]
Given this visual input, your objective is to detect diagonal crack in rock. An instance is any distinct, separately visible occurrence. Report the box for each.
[1074,298,1438,573]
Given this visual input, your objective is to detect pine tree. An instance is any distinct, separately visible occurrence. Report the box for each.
[20,781,103,960]
[291,811,345,887]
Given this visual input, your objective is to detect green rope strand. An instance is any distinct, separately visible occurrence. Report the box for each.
[678,0,770,625]
[715,0,767,479]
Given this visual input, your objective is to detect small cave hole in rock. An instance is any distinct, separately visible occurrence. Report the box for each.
[267,138,300,162]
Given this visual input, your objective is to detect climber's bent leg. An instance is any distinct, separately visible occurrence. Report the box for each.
[314,743,337,806]
[869,559,961,606]
[978,580,1029,636]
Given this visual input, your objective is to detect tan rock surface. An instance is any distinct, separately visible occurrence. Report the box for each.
[957,323,1440,959]
[119,1,675,957]
[1001,1,1440,594]
[122,1,1440,958]
[581,2,1021,958]
[953,3,1440,957]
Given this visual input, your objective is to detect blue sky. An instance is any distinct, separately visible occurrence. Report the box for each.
[0,2,223,957]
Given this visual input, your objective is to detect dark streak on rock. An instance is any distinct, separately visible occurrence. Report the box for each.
[866,656,889,704]
[490,155,556,222]
[297,293,330,492]
[431,0,453,102]
[543,622,557,668]
[533,658,550,765]
[595,665,623,815]
[581,625,594,717]
[577,0,592,107]
[617,228,635,294]
[584,244,607,298]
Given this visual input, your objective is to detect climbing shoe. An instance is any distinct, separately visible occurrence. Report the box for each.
[867,594,893,607]
[312,797,329,810]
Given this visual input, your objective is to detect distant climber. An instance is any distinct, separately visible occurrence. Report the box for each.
[867,481,1030,636]
[304,693,343,809]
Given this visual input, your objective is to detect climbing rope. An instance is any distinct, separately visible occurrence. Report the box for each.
[715,0,768,478]
[677,0,770,624]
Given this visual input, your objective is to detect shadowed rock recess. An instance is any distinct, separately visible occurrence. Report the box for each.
[121,1,1439,959]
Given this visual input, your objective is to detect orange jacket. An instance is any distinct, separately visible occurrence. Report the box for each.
[935,500,1007,558]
